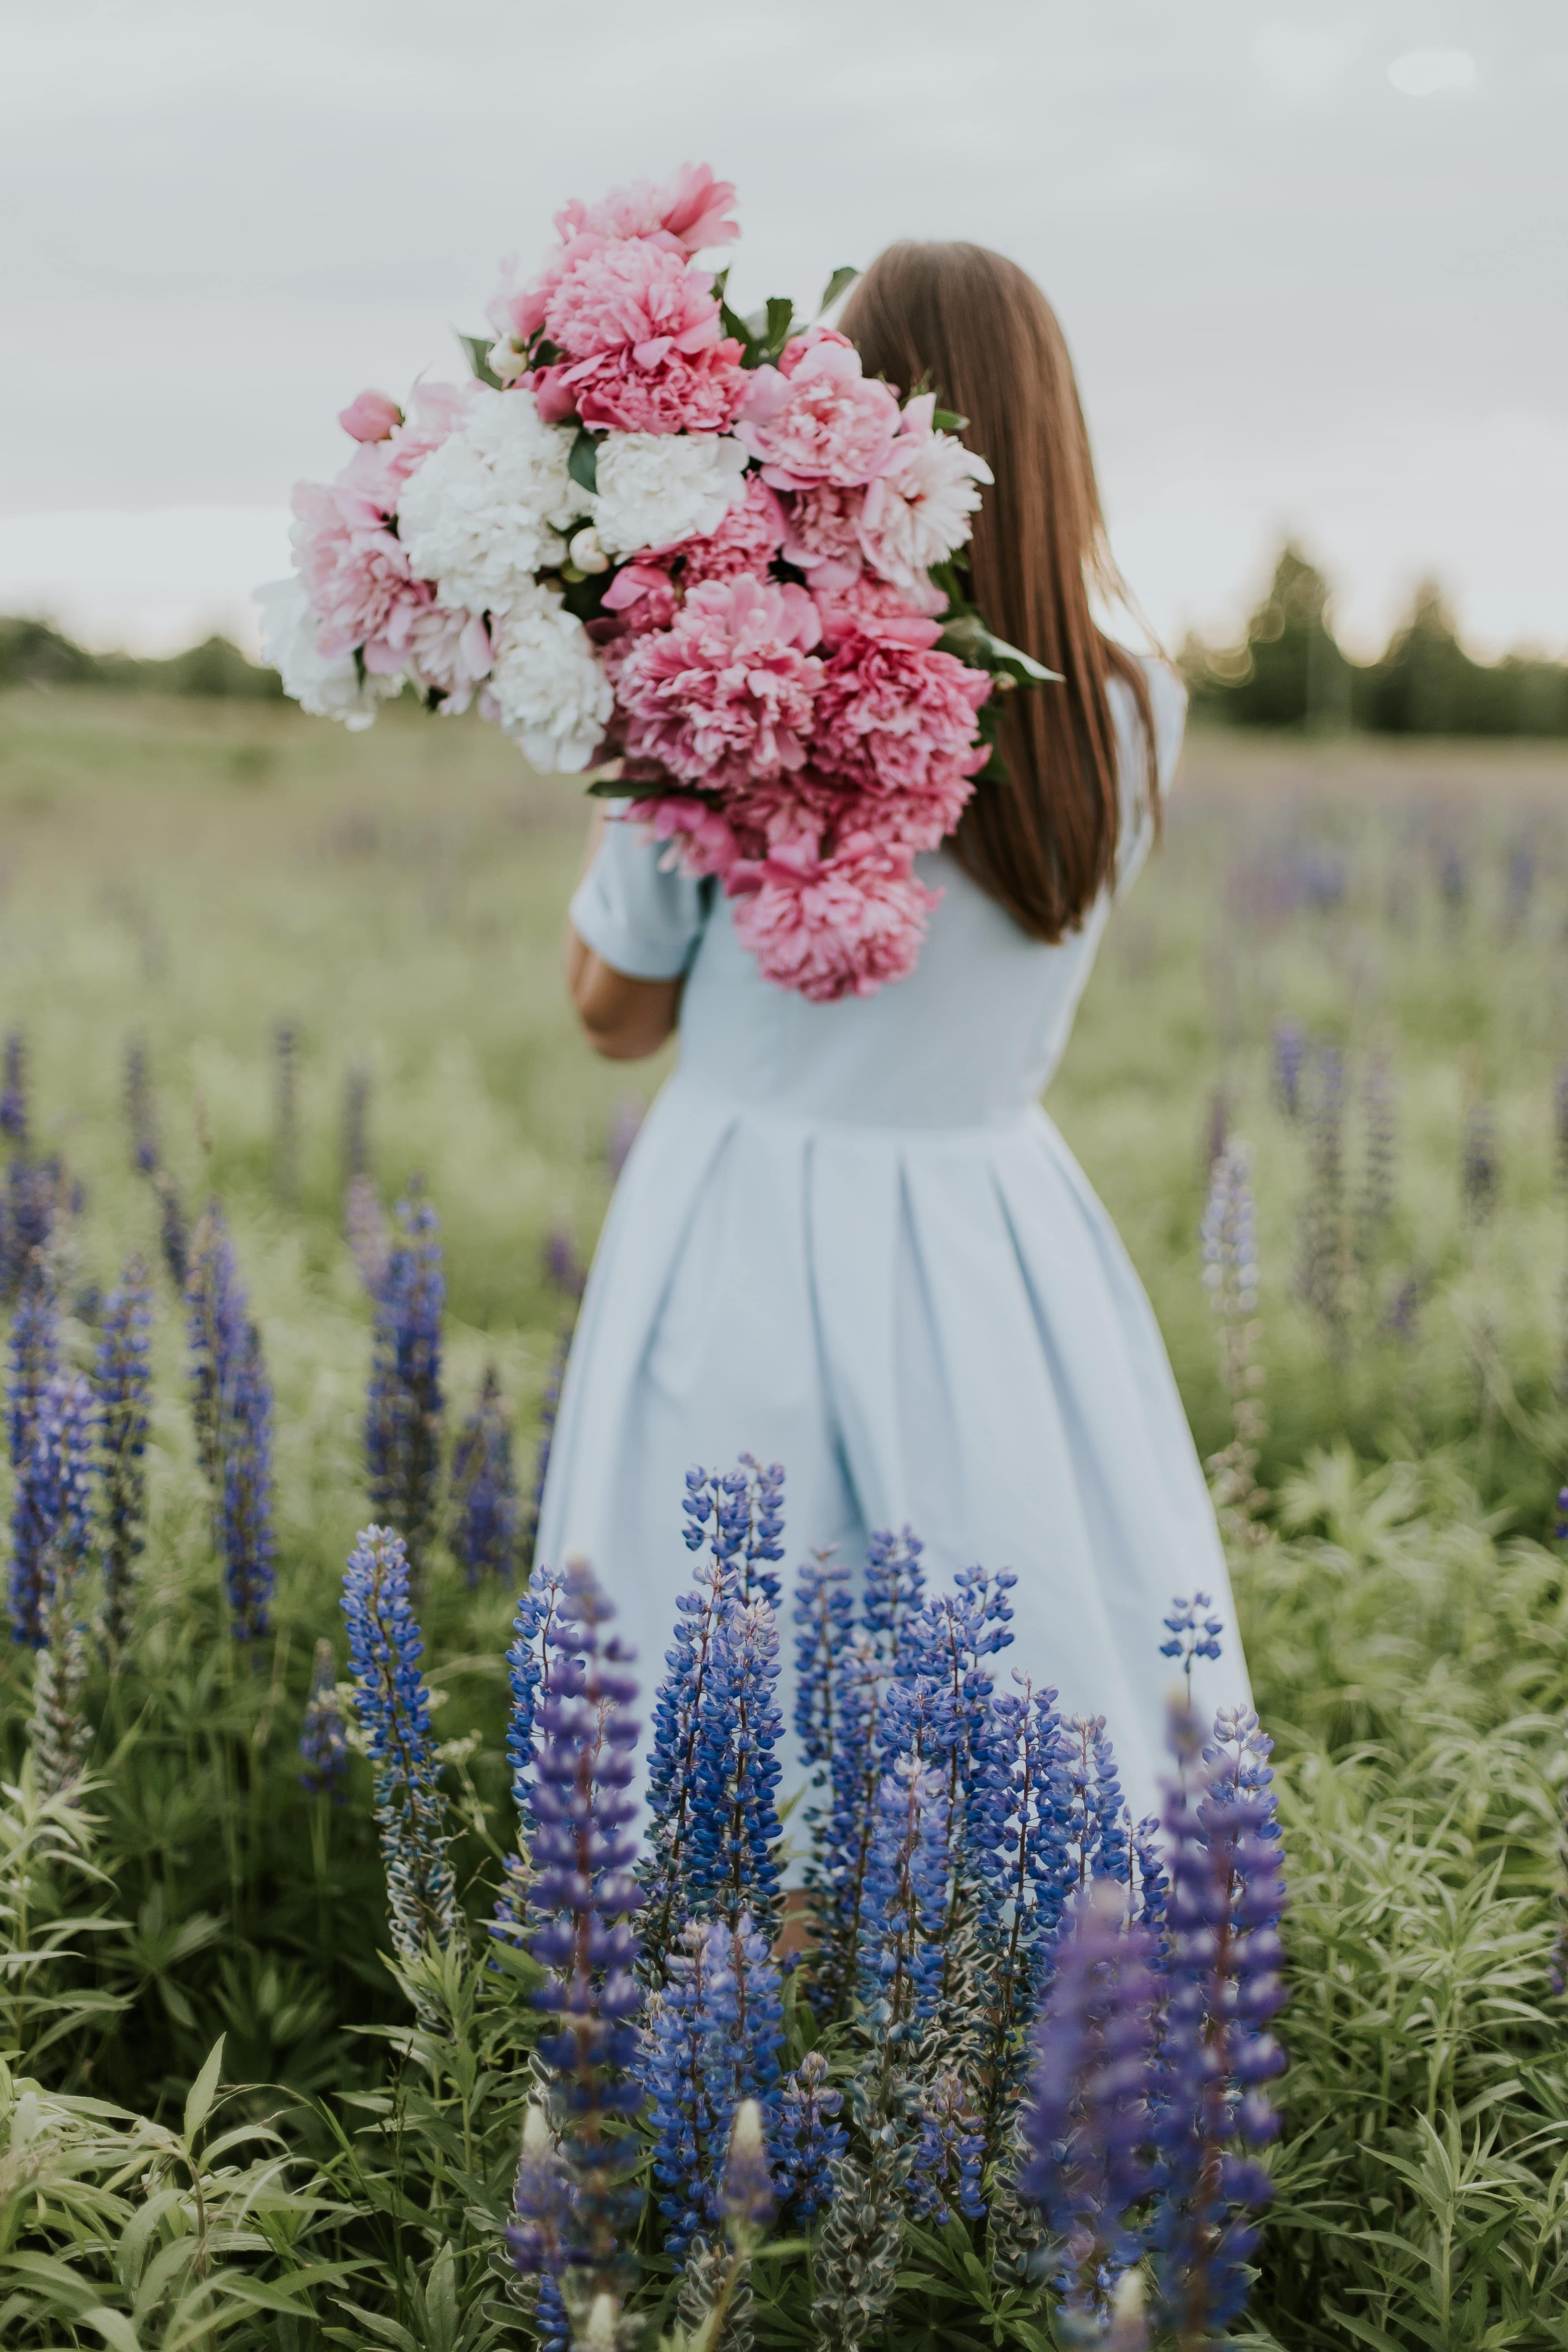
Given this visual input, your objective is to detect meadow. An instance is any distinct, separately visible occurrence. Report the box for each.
[3,683,1568,2351]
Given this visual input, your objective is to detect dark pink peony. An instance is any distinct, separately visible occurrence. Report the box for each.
[674,476,788,586]
[601,560,682,634]
[735,338,902,490]
[614,574,823,790]
[533,337,749,433]
[555,163,739,255]
[781,483,865,588]
[809,630,992,839]
[729,834,938,1002]
[545,236,723,362]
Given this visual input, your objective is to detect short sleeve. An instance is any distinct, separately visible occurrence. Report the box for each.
[568,805,710,981]
[1112,657,1187,894]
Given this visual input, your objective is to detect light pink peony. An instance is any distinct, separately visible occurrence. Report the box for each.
[812,571,947,648]
[735,337,902,491]
[729,836,938,1002]
[856,392,994,588]
[673,476,787,585]
[339,388,402,443]
[555,163,739,255]
[809,630,991,842]
[781,483,865,587]
[614,574,823,789]
[386,599,492,708]
[347,382,473,507]
[290,478,414,663]
[777,325,855,375]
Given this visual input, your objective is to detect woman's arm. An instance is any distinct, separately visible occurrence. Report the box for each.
[564,808,683,1060]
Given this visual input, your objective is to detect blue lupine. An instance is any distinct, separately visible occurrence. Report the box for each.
[184,1204,248,1496]
[1148,1700,1288,2345]
[776,2050,846,2222]
[508,2101,576,2294]
[1557,1487,1568,1548]
[684,1595,785,1938]
[810,1631,888,2015]
[720,2098,777,2232]
[450,1363,519,1584]
[1019,1879,1161,2316]
[96,1258,153,1651]
[1062,1714,1132,1895]
[365,1190,445,1579]
[793,1547,855,1768]
[895,1564,1017,1869]
[859,1755,949,2039]
[639,1542,743,1964]
[24,1370,96,1796]
[681,1455,786,1608]
[909,2069,986,2224]
[341,1525,462,1964]
[1160,1592,1224,1689]
[643,1913,783,2256]
[299,1637,349,1801]
[862,1524,926,1657]
[492,1561,571,1953]
[221,1321,276,1643]
[972,1675,1074,2131]
[3,1155,63,1300]
[7,1259,60,1644]
[519,1558,643,2308]
[154,1172,190,1293]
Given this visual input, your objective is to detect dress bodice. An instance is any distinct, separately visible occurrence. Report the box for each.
[570,657,1186,1131]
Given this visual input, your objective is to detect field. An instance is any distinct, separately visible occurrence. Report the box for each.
[4,685,1568,2350]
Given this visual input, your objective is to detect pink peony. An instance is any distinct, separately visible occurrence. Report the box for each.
[812,572,947,648]
[339,388,402,443]
[856,391,994,588]
[347,382,473,507]
[601,560,682,634]
[735,339,902,491]
[729,836,938,1003]
[673,476,787,585]
[555,163,739,255]
[614,574,823,790]
[781,482,865,588]
[546,237,723,362]
[533,337,749,433]
[809,631,991,843]
[623,793,745,882]
[388,597,492,708]
[291,478,414,662]
[777,325,855,375]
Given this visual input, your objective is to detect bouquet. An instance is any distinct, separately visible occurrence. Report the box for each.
[260,163,1053,1002]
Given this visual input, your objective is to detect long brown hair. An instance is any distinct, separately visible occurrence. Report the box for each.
[839,242,1158,941]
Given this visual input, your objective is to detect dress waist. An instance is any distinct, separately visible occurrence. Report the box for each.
[660,1068,1046,1144]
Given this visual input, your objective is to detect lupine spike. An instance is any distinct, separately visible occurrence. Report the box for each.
[96,1258,154,1653]
[908,2068,986,2224]
[685,1594,786,1940]
[273,1016,300,1206]
[776,2050,846,2223]
[859,1755,949,2040]
[221,1320,276,1643]
[0,1032,26,1145]
[450,1363,519,1585]
[493,1560,571,1953]
[123,1037,160,1175]
[341,1524,463,1967]
[1159,1591,1225,1690]
[1200,1139,1268,1538]
[364,1187,445,1582]
[25,1370,97,1796]
[972,1674,1074,2148]
[299,1636,349,1801]
[862,1524,925,1656]
[1270,1021,1304,1119]
[1296,1045,1346,1346]
[7,1258,61,1644]
[643,1913,784,2259]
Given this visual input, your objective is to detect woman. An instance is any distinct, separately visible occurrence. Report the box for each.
[542,240,1248,1815]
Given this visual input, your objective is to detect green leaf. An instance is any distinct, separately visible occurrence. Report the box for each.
[182,2035,225,2145]
[762,294,796,358]
[455,332,502,390]
[937,612,1062,687]
[721,302,762,364]
[568,429,599,496]
[932,405,969,432]
[817,264,859,316]
[82,2311,142,2352]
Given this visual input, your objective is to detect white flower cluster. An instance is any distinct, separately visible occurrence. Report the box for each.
[486,583,613,774]
[254,578,402,731]
[590,429,749,557]
[864,433,993,590]
[397,388,588,616]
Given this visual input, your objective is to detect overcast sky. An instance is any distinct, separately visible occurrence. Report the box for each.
[2,0,1562,658]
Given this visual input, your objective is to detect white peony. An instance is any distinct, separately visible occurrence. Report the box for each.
[396,387,588,616]
[486,582,613,774]
[254,576,403,730]
[590,430,749,557]
[858,424,994,590]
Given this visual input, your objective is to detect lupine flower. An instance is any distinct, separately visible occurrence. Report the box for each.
[1160,1593,1225,1691]
[793,1546,855,1770]
[1200,1142,1268,1537]
[1019,1878,1161,2318]
[342,1059,373,1190]
[450,1364,519,1585]
[517,1558,643,2319]
[643,1913,783,2256]
[0,1032,26,1144]
[1461,1096,1498,1225]
[639,1544,737,1966]
[721,2097,777,2232]
[543,1221,586,1302]
[273,1017,300,1205]
[123,1037,160,1175]
[1381,1266,1427,1345]
[908,2068,985,2223]
[492,1561,571,1952]
[7,1258,60,1644]
[2,1154,65,1301]
[299,1636,349,1801]
[684,1595,786,1938]
[859,1755,949,2039]
[365,1189,445,1582]
[1296,1046,1346,1345]
[1357,1050,1396,1257]
[682,1455,786,1607]
[508,2101,576,2296]
[863,1523,926,1657]
[809,1631,888,2017]
[776,2050,846,2222]
[341,1524,463,1965]
[1148,1699,1288,2347]
[220,1321,276,1643]
[96,1258,153,1653]
[604,1099,643,1183]
[971,1675,1074,2139]
[25,1370,97,1796]
[344,1172,391,1295]
[154,1172,190,1292]
[1062,1714,1132,1895]
[1270,1021,1304,1119]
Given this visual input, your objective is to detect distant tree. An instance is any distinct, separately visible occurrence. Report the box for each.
[0,619,284,702]
[0,617,100,688]
[1354,579,1568,736]
[1181,545,1352,731]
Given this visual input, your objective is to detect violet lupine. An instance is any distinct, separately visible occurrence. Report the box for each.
[1061,1714,1131,1897]
[299,1637,349,1801]
[25,1370,97,1797]
[341,1525,462,1965]
[896,1566,1017,1870]
[220,1321,276,1643]
[365,1189,445,1582]
[184,1203,247,1495]
[518,1558,643,2319]
[96,1258,153,1653]
[776,2050,847,2223]
[1148,1699,1288,2348]
[123,1037,160,1175]
[643,1913,784,2257]
[492,1560,570,1953]
[859,1755,949,2042]
[2,1154,63,1302]
[450,1363,519,1585]
[908,2069,986,2224]
[1270,1021,1304,1119]
[344,1172,391,1295]
[7,1258,60,1644]
[507,2104,576,2329]
[154,1173,190,1293]
[1018,1878,1161,2319]
[681,1455,787,1609]
[0,1032,26,1144]
[685,1594,786,1939]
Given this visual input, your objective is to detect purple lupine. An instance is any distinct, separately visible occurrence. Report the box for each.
[221,1321,276,1644]
[344,1172,391,1296]
[153,1173,190,1293]
[642,1913,783,2257]
[365,1189,445,1582]
[1061,1713,1132,1897]
[7,1258,60,1644]
[775,2050,846,2223]
[0,1032,26,1144]
[681,1455,787,1609]
[25,1369,97,1795]
[123,1037,160,1175]
[515,1558,643,2317]
[1270,1022,1304,1120]
[862,1524,926,1657]
[1461,1096,1498,1225]
[493,1561,571,1954]
[450,1364,519,1585]
[543,1222,586,1303]
[604,1099,644,1184]
[184,1203,246,1495]
[96,1258,153,1653]
[2,1154,65,1301]
[683,1595,786,1938]
[908,2069,985,2223]
[719,2097,777,2233]
[1148,1700,1288,2347]
[1160,1593,1225,1692]
[508,2103,576,2308]
[1019,1878,1161,2318]
[341,1525,462,1964]
[299,1636,348,1801]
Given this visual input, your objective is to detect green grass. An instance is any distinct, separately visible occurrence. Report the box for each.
[4,688,1568,2348]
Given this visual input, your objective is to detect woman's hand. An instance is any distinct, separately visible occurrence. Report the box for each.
[564,926,682,1060]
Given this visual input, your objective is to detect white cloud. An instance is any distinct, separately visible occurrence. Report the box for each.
[1386,49,1477,97]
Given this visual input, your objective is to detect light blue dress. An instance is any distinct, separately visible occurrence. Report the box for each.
[544,656,1249,1821]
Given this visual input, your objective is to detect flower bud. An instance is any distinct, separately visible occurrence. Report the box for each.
[337,389,402,443]
[568,526,611,575]
[580,2292,620,2352]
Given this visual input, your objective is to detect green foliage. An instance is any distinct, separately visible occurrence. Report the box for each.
[0,619,283,701]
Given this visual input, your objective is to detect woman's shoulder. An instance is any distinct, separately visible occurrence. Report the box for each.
[1107,651,1187,798]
